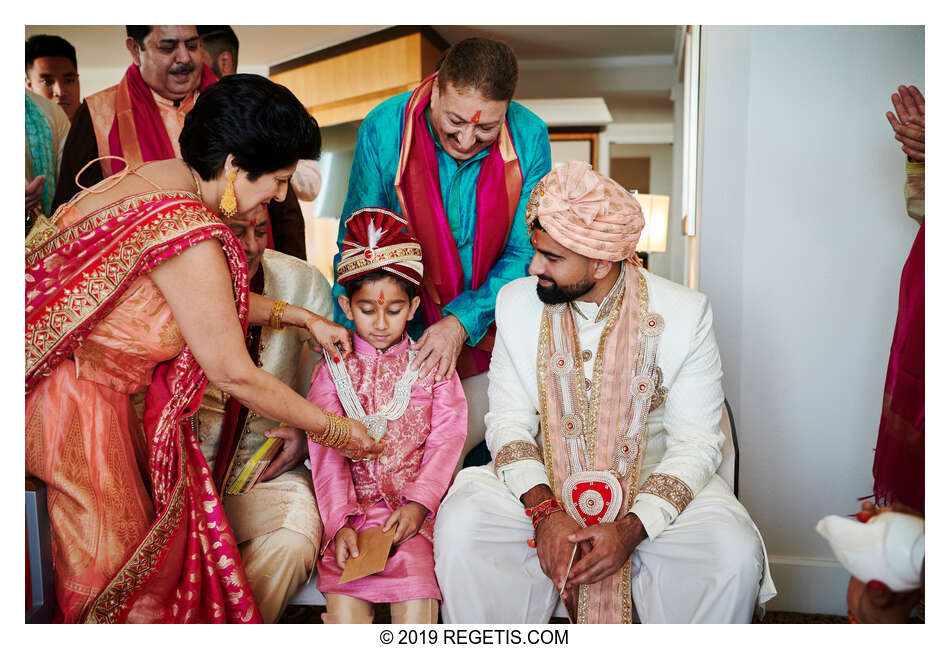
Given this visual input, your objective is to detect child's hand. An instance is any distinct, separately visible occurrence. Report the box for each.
[334,526,359,570]
[382,502,428,545]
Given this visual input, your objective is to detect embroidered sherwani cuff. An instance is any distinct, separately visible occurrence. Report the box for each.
[640,472,694,513]
[631,473,694,539]
[494,440,543,471]
[493,441,548,498]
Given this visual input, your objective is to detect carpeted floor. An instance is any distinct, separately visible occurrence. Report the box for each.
[278,605,849,624]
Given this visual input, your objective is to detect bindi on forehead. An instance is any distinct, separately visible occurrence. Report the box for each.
[471,110,481,124]
[377,290,386,305]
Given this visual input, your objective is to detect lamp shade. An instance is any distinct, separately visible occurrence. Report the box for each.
[633,193,670,253]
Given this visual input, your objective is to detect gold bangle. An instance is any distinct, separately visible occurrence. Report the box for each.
[321,412,351,449]
[269,300,287,330]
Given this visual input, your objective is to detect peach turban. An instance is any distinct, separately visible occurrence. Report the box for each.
[525,161,644,262]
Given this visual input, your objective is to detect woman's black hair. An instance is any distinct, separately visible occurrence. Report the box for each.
[344,270,416,301]
[180,73,321,181]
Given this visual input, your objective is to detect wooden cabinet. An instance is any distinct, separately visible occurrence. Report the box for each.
[270,27,447,127]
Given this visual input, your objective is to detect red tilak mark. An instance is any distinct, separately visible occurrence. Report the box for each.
[377,290,386,305]
[471,110,481,124]
[333,357,340,363]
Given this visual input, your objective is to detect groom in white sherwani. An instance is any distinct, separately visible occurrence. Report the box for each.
[434,161,776,623]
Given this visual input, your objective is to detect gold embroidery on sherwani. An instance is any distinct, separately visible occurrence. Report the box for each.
[493,440,544,474]
[640,473,694,514]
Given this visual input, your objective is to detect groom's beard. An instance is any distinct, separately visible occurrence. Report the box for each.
[535,274,594,304]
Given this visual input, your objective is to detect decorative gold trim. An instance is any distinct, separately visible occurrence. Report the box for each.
[537,312,558,490]
[336,243,423,282]
[25,212,59,254]
[85,422,189,623]
[493,440,544,474]
[640,473,694,514]
[27,190,199,265]
[26,199,222,381]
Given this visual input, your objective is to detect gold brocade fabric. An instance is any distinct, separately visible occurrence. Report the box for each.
[25,274,181,621]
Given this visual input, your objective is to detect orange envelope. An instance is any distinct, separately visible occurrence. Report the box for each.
[339,525,396,584]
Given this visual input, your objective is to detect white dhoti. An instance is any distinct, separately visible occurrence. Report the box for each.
[434,465,776,624]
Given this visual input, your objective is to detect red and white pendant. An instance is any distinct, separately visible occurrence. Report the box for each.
[561,470,622,527]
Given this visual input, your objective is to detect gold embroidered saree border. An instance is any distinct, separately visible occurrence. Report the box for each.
[27,189,200,263]
[84,422,188,623]
[26,198,223,381]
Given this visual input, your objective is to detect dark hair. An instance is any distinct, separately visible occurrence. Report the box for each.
[25,34,77,72]
[179,74,321,181]
[437,37,518,101]
[198,26,239,73]
[344,270,416,301]
[125,26,152,49]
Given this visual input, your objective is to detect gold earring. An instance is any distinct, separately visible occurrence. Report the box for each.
[219,169,238,218]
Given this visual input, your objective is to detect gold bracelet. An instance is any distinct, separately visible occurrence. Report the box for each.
[323,412,351,449]
[320,417,340,448]
[269,300,287,330]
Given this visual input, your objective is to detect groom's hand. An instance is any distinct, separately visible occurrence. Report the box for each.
[565,513,647,587]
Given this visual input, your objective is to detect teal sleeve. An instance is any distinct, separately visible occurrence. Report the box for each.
[443,128,553,345]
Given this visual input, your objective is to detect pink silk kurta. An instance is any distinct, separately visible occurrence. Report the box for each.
[307,335,466,602]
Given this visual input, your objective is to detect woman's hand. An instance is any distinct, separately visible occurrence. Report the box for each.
[334,526,359,570]
[334,418,384,461]
[382,502,428,545]
[300,310,353,360]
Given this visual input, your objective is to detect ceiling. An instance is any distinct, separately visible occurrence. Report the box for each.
[432,25,680,60]
[26,25,679,124]
[25,25,389,70]
[26,25,679,70]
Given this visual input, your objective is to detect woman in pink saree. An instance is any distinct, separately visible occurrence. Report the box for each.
[25,74,382,623]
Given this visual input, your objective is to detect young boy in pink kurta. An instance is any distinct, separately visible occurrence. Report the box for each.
[307,208,467,624]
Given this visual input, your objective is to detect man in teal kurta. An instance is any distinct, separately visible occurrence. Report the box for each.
[334,38,551,467]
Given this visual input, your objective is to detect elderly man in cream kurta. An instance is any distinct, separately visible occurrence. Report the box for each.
[434,162,776,623]
[194,206,330,623]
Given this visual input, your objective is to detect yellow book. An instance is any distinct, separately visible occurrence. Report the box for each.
[225,437,283,496]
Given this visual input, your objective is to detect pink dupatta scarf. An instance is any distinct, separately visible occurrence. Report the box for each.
[394,73,522,377]
[26,190,261,623]
[538,263,646,624]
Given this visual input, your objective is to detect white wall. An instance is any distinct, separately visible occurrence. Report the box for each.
[698,26,923,614]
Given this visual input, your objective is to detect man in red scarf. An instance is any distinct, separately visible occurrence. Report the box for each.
[52,26,307,259]
[334,38,553,469]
